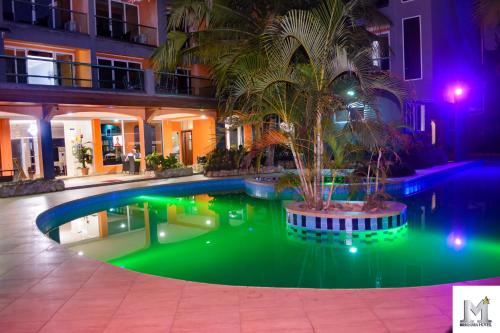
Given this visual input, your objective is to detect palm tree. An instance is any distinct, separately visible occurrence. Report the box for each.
[155,0,408,211]
[225,0,407,210]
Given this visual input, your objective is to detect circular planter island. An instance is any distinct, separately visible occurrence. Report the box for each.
[285,201,407,232]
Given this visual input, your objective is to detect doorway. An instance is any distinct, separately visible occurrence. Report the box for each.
[181,130,192,165]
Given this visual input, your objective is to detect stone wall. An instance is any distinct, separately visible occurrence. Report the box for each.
[0,179,65,198]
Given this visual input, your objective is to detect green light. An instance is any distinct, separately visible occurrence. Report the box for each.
[347,90,355,97]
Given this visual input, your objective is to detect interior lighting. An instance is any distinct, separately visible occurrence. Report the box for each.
[159,231,166,237]
[349,247,358,254]
[77,251,84,256]
[346,90,355,97]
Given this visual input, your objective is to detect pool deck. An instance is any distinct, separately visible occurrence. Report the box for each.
[0,173,498,332]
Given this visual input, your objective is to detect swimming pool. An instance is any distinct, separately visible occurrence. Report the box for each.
[45,163,500,289]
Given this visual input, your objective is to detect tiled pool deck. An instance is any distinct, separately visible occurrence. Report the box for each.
[0,174,498,332]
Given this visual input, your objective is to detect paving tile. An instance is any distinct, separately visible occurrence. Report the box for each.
[0,321,46,333]
[171,307,240,333]
[239,287,302,309]
[0,297,66,323]
[382,314,450,332]
[39,319,108,333]
[306,306,378,328]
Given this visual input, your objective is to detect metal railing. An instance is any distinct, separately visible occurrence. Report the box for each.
[155,72,215,98]
[0,54,144,91]
[2,0,88,34]
[95,15,157,46]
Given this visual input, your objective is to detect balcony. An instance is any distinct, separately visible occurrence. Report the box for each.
[155,72,215,98]
[2,0,88,34]
[95,15,157,46]
[0,54,144,91]
[0,54,216,104]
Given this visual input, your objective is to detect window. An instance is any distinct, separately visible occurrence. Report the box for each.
[402,16,422,80]
[3,0,73,30]
[97,58,142,90]
[95,0,140,41]
[372,33,390,71]
[4,47,75,86]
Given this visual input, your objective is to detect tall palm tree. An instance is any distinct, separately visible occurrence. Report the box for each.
[226,0,407,210]
[155,0,407,211]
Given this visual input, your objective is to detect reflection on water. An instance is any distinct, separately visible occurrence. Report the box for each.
[50,164,500,288]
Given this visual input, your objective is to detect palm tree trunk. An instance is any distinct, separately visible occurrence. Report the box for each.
[375,149,382,193]
[289,140,313,207]
[314,112,323,210]
[324,170,337,210]
[366,151,374,195]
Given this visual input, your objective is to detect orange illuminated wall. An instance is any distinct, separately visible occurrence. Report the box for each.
[138,0,158,46]
[0,120,13,175]
[192,118,216,162]
[71,0,89,34]
[75,49,92,88]
[243,125,253,148]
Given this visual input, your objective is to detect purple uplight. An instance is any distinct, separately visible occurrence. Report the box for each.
[454,87,464,96]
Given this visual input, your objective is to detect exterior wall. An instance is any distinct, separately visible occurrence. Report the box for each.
[243,125,253,148]
[380,0,434,102]
[0,119,13,174]
[192,118,216,162]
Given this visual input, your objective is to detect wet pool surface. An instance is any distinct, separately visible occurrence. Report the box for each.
[52,163,500,288]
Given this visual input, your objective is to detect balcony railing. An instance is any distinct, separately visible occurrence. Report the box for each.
[2,0,88,34]
[155,72,215,98]
[95,15,157,46]
[0,54,144,91]
[0,55,218,98]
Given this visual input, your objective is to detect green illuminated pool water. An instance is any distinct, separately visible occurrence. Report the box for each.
[55,164,500,288]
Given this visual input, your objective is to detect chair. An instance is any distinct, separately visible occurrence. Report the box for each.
[122,159,130,173]
[129,158,136,174]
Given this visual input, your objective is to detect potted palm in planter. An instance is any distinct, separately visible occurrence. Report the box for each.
[72,142,93,176]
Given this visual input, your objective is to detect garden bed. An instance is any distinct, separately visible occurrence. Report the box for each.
[154,167,193,178]
[204,166,283,177]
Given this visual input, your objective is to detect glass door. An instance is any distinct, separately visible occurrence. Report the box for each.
[26,50,55,85]
[110,1,124,39]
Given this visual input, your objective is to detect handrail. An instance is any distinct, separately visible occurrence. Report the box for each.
[94,15,156,31]
[0,54,145,73]
[3,0,88,34]
[95,15,157,46]
[5,0,87,16]
[0,54,144,91]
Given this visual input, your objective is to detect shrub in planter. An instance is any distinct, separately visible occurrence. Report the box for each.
[72,141,93,175]
[146,152,181,171]
[205,147,244,171]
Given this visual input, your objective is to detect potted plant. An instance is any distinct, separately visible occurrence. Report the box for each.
[72,142,93,176]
